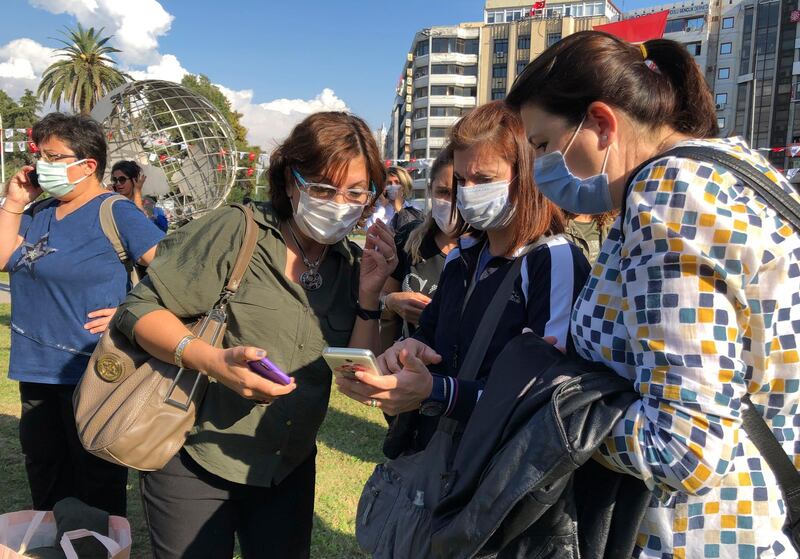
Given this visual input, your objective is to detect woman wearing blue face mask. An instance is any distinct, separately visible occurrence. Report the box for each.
[385,166,422,231]
[507,31,800,558]
[0,113,164,516]
[337,101,590,455]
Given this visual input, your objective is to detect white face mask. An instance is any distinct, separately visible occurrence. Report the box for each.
[456,180,515,231]
[294,190,364,245]
[431,199,457,234]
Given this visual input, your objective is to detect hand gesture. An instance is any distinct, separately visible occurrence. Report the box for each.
[377,338,441,375]
[133,173,146,193]
[385,292,431,325]
[84,308,118,335]
[359,220,398,297]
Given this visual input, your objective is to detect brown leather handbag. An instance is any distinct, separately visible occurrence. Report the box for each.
[73,204,258,471]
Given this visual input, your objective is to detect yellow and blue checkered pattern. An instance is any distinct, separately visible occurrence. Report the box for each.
[572,137,800,558]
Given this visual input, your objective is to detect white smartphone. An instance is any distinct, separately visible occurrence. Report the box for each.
[323,347,383,379]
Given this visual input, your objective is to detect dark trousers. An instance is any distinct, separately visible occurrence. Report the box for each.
[140,449,316,559]
[18,381,128,516]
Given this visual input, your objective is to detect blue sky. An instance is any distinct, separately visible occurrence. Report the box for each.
[0,0,657,147]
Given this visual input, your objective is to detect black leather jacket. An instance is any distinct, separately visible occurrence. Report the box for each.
[431,334,651,559]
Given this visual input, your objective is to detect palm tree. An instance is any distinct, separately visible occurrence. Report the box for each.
[38,24,130,115]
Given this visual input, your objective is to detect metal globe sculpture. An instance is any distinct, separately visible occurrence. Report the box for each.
[91,79,237,224]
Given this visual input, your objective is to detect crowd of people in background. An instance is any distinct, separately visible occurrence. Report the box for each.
[2,30,800,559]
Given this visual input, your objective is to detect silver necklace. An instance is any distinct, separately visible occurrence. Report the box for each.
[287,222,327,291]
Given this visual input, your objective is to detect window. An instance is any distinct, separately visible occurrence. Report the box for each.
[430,85,447,96]
[413,66,428,79]
[518,35,531,50]
[413,108,427,120]
[718,67,730,79]
[464,65,478,76]
[715,92,728,105]
[720,42,732,54]
[686,16,705,31]
[412,149,427,160]
[547,33,562,47]
[430,64,478,76]
[430,127,448,138]
[717,117,726,129]
[431,38,448,53]
[493,64,508,78]
[491,89,505,100]
[465,39,479,55]
[517,60,529,75]
[430,106,466,117]
[430,85,476,97]
[414,86,428,99]
[686,41,702,56]
[429,148,442,158]
[494,39,508,55]
[722,16,734,29]
[412,128,427,140]
[415,42,429,57]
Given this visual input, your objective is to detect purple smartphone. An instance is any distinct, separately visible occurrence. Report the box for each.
[247,357,292,386]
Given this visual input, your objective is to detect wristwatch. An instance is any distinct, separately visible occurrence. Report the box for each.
[356,304,381,321]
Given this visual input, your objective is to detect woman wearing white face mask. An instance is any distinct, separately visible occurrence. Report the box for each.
[385,165,422,231]
[0,113,164,517]
[337,102,590,455]
[507,32,800,559]
[378,146,459,351]
[115,111,397,558]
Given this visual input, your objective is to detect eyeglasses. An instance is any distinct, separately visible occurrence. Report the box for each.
[34,152,78,163]
[292,168,375,206]
[109,176,130,186]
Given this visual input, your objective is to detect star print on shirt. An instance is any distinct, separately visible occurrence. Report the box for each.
[13,233,58,276]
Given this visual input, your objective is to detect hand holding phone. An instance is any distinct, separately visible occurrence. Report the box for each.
[323,347,383,379]
[247,356,292,386]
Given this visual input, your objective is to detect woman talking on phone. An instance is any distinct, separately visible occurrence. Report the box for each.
[337,101,590,453]
[115,112,397,559]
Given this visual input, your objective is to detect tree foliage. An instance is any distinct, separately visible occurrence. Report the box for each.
[38,24,130,115]
[181,74,266,203]
[1,88,42,181]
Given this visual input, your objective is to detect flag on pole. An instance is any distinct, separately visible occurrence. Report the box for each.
[247,168,255,177]
[4,142,13,152]
[249,152,256,162]
[4,129,12,139]
[17,141,26,152]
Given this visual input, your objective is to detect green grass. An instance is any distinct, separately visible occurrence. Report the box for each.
[0,272,8,285]
[0,304,384,558]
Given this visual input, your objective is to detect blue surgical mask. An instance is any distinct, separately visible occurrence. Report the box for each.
[533,117,614,215]
[35,159,89,198]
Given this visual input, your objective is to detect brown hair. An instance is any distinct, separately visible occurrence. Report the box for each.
[449,101,564,253]
[269,112,386,220]
[405,145,455,264]
[506,31,718,138]
[387,166,414,199]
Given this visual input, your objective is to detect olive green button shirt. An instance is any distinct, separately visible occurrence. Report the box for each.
[116,202,360,487]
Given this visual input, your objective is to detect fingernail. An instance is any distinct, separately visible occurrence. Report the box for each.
[256,350,266,357]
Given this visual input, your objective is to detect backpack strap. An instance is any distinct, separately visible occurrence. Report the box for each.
[98,194,130,265]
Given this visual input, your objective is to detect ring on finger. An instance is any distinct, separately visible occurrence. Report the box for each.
[368,398,378,408]
[385,254,396,263]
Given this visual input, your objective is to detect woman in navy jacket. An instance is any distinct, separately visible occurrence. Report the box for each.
[337,101,590,452]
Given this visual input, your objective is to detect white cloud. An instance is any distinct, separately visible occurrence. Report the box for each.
[29,0,173,65]
[217,86,349,151]
[0,38,56,97]
[128,54,189,83]
[0,0,351,151]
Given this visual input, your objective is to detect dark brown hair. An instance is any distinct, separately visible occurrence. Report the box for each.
[405,144,455,264]
[269,112,386,220]
[449,101,564,252]
[506,31,718,138]
[33,112,108,179]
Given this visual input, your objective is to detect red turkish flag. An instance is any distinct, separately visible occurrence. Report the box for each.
[159,154,167,162]
[248,152,256,161]
[26,128,32,139]
[28,142,37,153]
[247,168,255,177]
[217,163,224,171]
[594,11,669,42]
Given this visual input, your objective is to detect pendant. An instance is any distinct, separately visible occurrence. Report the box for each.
[300,270,323,291]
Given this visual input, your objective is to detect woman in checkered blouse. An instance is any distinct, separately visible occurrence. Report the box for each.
[507,32,800,558]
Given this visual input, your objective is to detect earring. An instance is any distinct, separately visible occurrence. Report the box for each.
[600,134,608,142]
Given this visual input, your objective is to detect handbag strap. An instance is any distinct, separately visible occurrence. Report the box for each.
[439,255,525,434]
[624,145,800,517]
[223,203,258,295]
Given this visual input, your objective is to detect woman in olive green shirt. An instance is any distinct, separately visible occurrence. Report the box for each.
[115,112,396,559]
